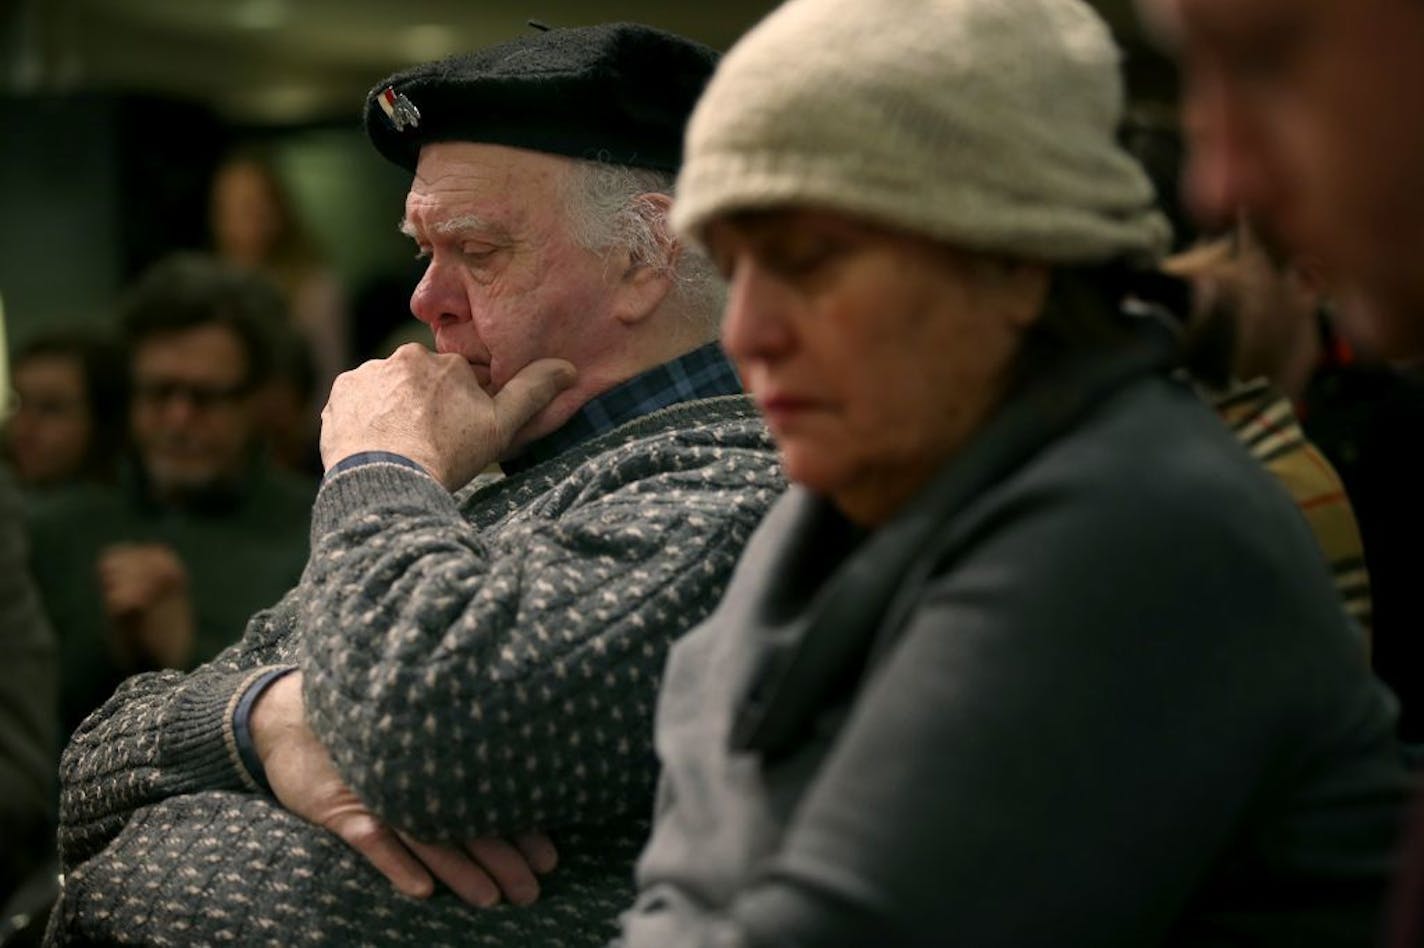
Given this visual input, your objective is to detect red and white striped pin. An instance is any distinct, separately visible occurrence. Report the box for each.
[378,86,421,131]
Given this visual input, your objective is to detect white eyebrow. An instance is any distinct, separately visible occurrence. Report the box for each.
[398,213,509,241]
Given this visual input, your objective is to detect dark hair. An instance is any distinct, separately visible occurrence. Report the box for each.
[1016,260,1183,366]
[118,252,288,389]
[1118,109,1197,254]
[211,148,323,273]
[12,329,130,481]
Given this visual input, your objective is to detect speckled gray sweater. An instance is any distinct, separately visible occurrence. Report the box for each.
[50,395,782,947]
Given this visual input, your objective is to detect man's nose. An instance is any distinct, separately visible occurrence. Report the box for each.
[1182,76,1279,232]
[409,258,470,328]
[158,394,200,427]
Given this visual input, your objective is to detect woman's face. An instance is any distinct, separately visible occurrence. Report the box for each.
[707,209,1043,526]
[211,161,284,266]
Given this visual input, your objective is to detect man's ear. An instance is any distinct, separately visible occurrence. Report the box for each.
[612,193,677,327]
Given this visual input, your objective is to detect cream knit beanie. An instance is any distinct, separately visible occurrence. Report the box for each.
[673,0,1171,266]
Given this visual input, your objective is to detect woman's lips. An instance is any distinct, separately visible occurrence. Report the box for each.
[757,393,819,424]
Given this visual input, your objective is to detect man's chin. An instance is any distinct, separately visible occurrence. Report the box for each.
[499,399,578,462]
[146,461,224,494]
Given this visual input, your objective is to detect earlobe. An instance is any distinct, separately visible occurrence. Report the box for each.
[613,259,675,327]
[613,193,678,327]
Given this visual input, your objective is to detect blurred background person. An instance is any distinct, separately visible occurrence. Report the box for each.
[620,0,1409,943]
[0,293,60,944]
[1135,0,1424,939]
[210,149,350,469]
[1123,114,1424,748]
[3,331,127,493]
[1164,220,1373,642]
[27,254,315,736]
[258,319,324,476]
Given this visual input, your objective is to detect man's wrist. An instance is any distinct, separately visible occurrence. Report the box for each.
[233,666,299,793]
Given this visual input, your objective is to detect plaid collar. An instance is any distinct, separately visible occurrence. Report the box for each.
[502,342,742,475]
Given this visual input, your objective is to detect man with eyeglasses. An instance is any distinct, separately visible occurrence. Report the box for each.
[27,253,315,735]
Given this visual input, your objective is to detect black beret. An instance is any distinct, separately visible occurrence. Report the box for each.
[364,22,719,174]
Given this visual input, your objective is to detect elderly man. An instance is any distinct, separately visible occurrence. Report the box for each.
[1135,0,1424,942]
[48,23,781,947]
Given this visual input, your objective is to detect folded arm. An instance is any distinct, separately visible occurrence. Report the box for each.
[56,592,301,870]
[299,442,778,842]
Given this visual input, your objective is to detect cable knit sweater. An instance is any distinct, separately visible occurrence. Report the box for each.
[50,395,782,946]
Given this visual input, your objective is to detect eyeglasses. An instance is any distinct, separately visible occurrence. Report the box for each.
[132,379,254,410]
[10,394,85,419]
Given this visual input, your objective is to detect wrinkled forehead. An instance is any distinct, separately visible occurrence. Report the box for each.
[404,141,574,235]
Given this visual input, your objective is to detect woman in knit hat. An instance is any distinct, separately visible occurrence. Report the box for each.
[618,0,1410,944]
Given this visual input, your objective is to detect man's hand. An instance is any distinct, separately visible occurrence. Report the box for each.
[320,345,576,490]
[98,543,194,669]
[251,672,558,905]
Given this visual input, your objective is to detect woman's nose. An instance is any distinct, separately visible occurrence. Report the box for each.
[720,263,795,363]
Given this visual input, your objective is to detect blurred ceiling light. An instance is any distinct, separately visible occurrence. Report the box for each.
[234,0,288,31]
[231,82,332,122]
[402,24,460,61]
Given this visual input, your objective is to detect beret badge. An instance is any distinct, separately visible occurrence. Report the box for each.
[378,86,421,131]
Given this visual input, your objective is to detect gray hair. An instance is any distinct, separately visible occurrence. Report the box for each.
[562,161,725,333]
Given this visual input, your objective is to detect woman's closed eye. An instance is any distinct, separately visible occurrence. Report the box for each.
[763,236,848,281]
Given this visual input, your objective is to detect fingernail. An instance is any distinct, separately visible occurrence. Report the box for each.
[403,876,435,900]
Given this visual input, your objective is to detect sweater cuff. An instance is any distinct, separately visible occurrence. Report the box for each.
[311,459,462,541]
[324,450,433,481]
[162,665,298,795]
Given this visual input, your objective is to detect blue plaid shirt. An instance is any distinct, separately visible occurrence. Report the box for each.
[325,343,743,482]
[502,342,742,474]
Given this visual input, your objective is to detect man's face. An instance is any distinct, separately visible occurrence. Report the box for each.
[1166,222,1320,381]
[130,324,258,496]
[401,143,628,445]
[6,354,91,486]
[1144,0,1424,358]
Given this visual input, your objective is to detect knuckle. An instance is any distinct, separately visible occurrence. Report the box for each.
[336,814,386,850]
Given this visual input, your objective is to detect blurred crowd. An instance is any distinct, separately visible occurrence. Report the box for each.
[0,150,355,929]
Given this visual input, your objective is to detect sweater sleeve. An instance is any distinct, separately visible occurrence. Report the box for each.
[299,444,779,842]
[621,453,1407,946]
[56,590,301,870]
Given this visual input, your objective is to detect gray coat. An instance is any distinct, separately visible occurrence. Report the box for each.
[623,332,1410,947]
